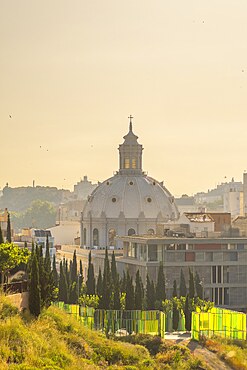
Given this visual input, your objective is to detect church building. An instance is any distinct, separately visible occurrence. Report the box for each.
[80,118,179,249]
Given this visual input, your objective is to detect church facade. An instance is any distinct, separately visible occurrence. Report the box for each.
[80,118,179,249]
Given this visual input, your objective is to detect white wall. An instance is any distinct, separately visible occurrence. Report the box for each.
[48,221,80,245]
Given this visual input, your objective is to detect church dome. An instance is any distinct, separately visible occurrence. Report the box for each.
[82,118,178,222]
[83,174,178,220]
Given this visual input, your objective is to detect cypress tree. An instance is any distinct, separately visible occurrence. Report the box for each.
[52,254,58,287]
[71,250,77,284]
[79,259,84,294]
[69,281,78,304]
[172,280,179,331]
[6,212,11,243]
[0,225,3,244]
[120,271,127,293]
[96,268,103,296]
[112,275,121,310]
[111,251,121,309]
[189,268,195,299]
[134,270,143,310]
[37,245,46,307]
[58,261,68,303]
[29,252,41,317]
[86,251,95,295]
[42,235,53,307]
[125,270,134,310]
[111,251,117,282]
[195,271,203,299]
[101,248,111,309]
[179,269,187,297]
[146,274,155,310]
[184,294,191,331]
[156,263,166,309]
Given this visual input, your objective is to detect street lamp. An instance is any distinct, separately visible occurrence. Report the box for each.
[199,278,205,301]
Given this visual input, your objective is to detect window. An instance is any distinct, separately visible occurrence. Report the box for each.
[128,242,137,258]
[124,158,130,169]
[148,245,158,261]
[128,228,136,236]
[132,158,136,169]
[93,228,99,246]
[147,228,155,235]
[185,252,195,262]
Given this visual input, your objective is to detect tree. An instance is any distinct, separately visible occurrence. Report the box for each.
[156,263,166,309]
[0,243,29,285]
[146,274,155,310]
[184,295,191,331]
[125,270,134,310]
[58,261,68,303]
[110,252,121,309]
[41,235,53,307]
[101,248,112,309]
[111,251,117,282]
[86,251,95,295]
[29,252,41,317]
[96,268,103,296]
[69,281,78,304]
[179,269,187,297]
[172,280,179,331]
[0,225,3,244]
[71,250,77,284]
[17,200,56,229]
[189,268,195,299]
[135,270,144,310]
[6,212,11,243]
[52,255,58,287]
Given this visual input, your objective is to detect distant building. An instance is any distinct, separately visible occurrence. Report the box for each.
[224,189,244,217]
[175,195,197,214]
[14,228,56,258]
[116,235,247,312]
[167,212,231,237]
[57,200,86,222]
[81,120,179,249]
[0,208,14,241]
[195,178,243,210]
[48,221,80,246]
[74,176,97,200]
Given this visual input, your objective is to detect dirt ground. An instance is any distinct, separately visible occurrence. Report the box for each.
[165,332,233,370]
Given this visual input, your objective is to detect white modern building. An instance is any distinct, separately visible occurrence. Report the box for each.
[80,119,179,249]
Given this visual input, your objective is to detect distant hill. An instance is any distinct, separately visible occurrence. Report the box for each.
[0,185,72,212]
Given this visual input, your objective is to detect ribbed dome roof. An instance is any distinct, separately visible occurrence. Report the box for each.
[83,174,179,220]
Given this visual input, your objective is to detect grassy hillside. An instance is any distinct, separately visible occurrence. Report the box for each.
[0,294,206,369]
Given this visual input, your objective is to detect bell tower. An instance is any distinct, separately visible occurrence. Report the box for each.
[118,116,143,175]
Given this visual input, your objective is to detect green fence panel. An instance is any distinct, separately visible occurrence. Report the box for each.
[192,308,247,341]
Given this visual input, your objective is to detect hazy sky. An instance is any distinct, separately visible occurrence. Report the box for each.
[1,1,247,197]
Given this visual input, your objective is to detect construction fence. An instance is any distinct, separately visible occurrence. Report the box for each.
[54,302,166,338]
[192,307,246,341]
[54,302,247,341]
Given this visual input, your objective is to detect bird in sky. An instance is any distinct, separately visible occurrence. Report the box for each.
[9,115,12,118]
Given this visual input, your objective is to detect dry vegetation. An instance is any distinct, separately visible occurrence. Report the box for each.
[0,294,208,369]
[200,335,247,370]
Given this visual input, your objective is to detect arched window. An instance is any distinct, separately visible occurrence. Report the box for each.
[108,228,116,246]
[93,228,99,246]
[128,228,136,236]
[83,228,86,245]
[147,228,155,235]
